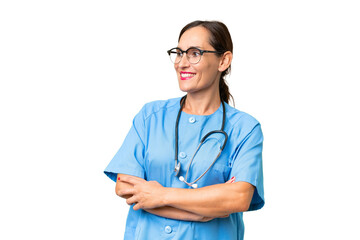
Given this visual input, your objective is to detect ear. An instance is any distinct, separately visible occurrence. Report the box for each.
[218,51,233,72]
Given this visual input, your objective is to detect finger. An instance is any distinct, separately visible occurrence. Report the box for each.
[119,188,136,197]
[200,217,214,222]
[120,175,144,185]
[225,176,235,184]
[132,203,142,211]
[126,195,138,206]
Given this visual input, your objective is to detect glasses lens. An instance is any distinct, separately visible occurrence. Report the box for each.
[187,48,201,64]
[169,48,182,63]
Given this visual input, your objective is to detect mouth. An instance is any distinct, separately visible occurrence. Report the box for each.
[180,71,196,80]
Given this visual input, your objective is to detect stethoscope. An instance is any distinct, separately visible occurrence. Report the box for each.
[174,95,228,188]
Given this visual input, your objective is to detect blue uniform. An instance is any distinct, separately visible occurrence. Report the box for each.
[104,97,264,240]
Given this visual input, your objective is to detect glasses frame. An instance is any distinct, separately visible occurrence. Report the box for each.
[167,47,224,64]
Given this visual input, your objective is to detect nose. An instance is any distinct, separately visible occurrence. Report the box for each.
[178,53,190,68]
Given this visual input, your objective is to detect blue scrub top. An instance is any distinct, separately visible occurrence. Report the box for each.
[104,97,264,240]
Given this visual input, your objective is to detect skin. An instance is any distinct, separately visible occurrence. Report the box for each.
[175,26,232,115]
[116,174,232,222]
[115,26,255,221]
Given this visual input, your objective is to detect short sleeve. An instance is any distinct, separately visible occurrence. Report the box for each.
[230,123,264,211]
[104,109,146,182]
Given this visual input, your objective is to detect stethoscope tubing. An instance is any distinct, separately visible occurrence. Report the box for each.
[174,95,228,188]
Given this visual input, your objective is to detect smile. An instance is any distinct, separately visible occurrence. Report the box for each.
[180,72,196,80]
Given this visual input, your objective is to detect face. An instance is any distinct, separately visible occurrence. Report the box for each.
[175,26,223,96]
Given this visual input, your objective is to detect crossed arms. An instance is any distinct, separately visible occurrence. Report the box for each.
[115,173,255,222]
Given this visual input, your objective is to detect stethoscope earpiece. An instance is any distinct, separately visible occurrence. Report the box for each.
[178,176,198,188]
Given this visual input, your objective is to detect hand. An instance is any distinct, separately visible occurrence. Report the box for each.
[119,175,166,211]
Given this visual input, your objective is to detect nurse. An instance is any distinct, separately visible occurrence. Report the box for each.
[104,20,264,240]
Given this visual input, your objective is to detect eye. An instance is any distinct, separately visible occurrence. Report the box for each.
[188,49,201,58]
[175,49,183,57]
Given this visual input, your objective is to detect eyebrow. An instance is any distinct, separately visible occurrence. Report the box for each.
[176,46,203,50]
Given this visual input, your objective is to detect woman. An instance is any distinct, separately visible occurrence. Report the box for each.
[104,20,264,240]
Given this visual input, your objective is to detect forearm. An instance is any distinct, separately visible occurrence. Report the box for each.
[145,206,212,222]
[116,174,211,222]
[163,182,254,217]
[118,175,253,218]
[118,186,210,221]
[119,188,211,222]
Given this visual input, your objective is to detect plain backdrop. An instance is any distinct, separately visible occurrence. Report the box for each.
[1,0,359,239]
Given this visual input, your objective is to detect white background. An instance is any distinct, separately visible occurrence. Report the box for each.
[1,0,359,239]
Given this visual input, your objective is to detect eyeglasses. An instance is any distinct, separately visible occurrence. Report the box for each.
[167,47,224,64]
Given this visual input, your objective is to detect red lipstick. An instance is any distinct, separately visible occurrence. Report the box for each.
[180,71,196,80]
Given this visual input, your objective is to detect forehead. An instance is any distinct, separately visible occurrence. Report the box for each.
[178,26,212,49]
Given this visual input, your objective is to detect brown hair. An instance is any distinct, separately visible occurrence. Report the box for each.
[179,20,234,105]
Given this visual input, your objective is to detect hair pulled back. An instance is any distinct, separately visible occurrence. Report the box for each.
[179,20,234,104]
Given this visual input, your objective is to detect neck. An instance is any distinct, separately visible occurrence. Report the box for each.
[183,91,221,115]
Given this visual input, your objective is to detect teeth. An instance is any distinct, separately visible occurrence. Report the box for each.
[181,73,195,78]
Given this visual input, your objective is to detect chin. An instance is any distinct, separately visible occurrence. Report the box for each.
[179,86,190,93]
[178,82,194,93]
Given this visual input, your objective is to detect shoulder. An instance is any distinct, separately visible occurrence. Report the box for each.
[225,103,261,133]
[137,97,181,120]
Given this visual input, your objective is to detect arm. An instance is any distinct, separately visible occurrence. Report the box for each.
[115,174,215,222]
[120,175,254,218]
[146,206,215,222]
[164,181,255,217]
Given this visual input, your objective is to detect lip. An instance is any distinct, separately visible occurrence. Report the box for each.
[180,71,196,80]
